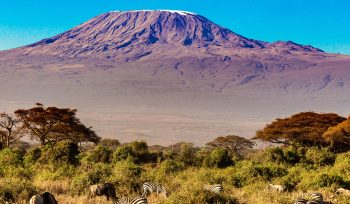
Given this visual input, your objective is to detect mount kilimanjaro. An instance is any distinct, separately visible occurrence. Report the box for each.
[0,10,350,145]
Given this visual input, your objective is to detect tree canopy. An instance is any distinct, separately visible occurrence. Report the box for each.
[206,135,255,157]
[323,116,350,152]
[14,103,100,145]
[254,112,346,146]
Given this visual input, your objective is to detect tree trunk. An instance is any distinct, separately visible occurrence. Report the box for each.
[6,137,10,148]
[41,137,46,146]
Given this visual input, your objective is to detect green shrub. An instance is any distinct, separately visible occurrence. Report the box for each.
[164,169,237,204]
[249,163,287,181]
[113,146,136,162]
[267,147,300,165]
[331,152,350,177]
[283,147,300,164]
[0,180,37,203]
[304,147,336,166]
[36,164,76,181]
[39,141,79,165]
[24,147,41,166]
[157,159,185,176]
[109,160,142,193]
[70,163,112,195]
[176,143,197,166]
[298,171,349,190]
[267,147,285,164]
[204,148,234,168]
[86,145,112,163]
[4,166,34,179]
[0,148,24,167]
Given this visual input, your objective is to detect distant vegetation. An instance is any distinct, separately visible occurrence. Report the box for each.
[1,104,350,203]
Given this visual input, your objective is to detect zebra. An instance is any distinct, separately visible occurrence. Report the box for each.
[142,182,168,198]
[307,192,323,204]
[116,196,148,204]
[203,184,223,194]
[294,198,308,204]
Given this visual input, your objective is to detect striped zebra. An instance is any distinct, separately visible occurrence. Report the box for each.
[116,196,148,204]
[142,182,168,198]
[307,192,323,204]
[294,198,308,204]
[203,184,223,194]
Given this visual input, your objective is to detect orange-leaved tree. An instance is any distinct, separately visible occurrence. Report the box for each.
[254,112,345,147]
[323,116,350,152]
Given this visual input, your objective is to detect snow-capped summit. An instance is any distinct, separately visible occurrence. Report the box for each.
[12,10,323,60]
[113,10,196,16]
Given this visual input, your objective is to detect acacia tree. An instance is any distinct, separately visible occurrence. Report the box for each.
[0,113,24,148]
[50,122,100,144]
[254,112,346,146]
[323,116,350,152]
[206,135,255,157]
[15,103,100,145]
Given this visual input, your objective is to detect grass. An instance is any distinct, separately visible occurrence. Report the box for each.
[1,144,350,203]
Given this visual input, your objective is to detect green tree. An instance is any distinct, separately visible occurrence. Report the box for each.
[254,112,345,146]
[177,143,197,165]
[204,148,233,168]
[39,140,80,165]
[113,146,136,162]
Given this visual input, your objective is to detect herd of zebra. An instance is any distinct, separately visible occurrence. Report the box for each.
[27,182,350,204]
[28,182,222,204]
[267,184,350,204]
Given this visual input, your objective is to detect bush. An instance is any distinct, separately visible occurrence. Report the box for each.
[331,152,350,177]
[0,148,24,167]
[249,163,287,181]
[298,171,350,190]
[24,147,41,166]
[304,147,336,166]
[267,147,284,163]
[204,148,234,168]
[0,180,37,203]
[39,141,80,165]
[157,160,185,176]
[86,145,112,163]
[267,147,300,165]
[35,164,76,181]
[70,163,112,195]
[113,146,136,162]
[108,160,142,194]
[176,143,197,166]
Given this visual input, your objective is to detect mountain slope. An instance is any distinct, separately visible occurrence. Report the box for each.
[0,10,349,145]
[8,10,321,60]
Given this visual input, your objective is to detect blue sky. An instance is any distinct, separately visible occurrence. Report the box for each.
[0,0,349,54]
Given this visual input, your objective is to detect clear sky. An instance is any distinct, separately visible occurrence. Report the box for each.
[0,0,349,54]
